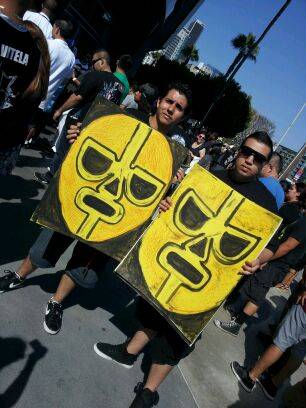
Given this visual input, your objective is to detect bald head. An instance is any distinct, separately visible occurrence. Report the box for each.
[260,152,283,179]
[92,49,111,72]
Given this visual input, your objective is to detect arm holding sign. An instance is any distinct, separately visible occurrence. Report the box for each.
[241,236,300,276]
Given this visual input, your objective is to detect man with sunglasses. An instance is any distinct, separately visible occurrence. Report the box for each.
[93,131,279,408]
[35,48,124,185]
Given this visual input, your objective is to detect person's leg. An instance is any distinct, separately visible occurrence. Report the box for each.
[243,301,259,317]
[52,274,76,303]
[272,353,303,387]
[0,230,73,293]
[249,344,284,381]
[144,363,173,392]
[16,256,37,279]
[127,329,157,355]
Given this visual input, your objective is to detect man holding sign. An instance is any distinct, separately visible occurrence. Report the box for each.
[94,131,279,408]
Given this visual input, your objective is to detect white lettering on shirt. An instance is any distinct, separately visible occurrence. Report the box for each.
[0,44,29,66]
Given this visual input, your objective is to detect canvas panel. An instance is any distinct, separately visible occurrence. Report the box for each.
[32,96,187,261]
[116,165,282,344]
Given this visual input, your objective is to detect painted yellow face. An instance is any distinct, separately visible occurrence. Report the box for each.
[138,166,280,315]
[58,114,173,242]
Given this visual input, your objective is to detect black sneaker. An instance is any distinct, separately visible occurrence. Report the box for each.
[214,317,241,336]
[230,361,255,392]
[0,270,24,293]
[34,171,52,186]
[93,342,137,369]
[258,375,278,400]
[129,382,159,408]
[43,299,63,335]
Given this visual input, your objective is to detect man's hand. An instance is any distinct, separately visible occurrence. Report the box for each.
[172,168,185,184]
[297,290,306,307]
[53,110,62,122]
[159,197,172,212]
[239,258,261,276]
[276,269,297,290]
[66,122,82,144]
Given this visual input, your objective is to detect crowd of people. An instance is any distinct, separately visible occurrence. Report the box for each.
[0,1,305,407]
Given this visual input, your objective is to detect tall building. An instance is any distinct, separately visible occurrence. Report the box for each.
[189,61,221,77]
[278,143,306,181]
[164,19,204,61]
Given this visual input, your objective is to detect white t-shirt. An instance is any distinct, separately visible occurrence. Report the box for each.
[23,11,52,39]
[121,93,138,109]
[40,39,75,111]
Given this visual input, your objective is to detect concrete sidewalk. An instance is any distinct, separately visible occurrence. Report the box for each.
[0,144,305,407]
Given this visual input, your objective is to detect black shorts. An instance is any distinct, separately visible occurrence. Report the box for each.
[29,229,112,289]
[136,298,195,366]
[240,261,289,306]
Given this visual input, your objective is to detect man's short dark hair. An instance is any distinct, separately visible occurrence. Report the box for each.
[269,152,283,174]
[54,19,74,40]
[160,82,193,115]
[242,131,274,160]
[117,54,133,71]
[43,0,58,12]
[93,48,110,65]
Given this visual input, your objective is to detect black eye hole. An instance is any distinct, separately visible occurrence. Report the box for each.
[130,174,157,200]
[220,232,250,257]
[179,197,209,230]
[82,147,112,175]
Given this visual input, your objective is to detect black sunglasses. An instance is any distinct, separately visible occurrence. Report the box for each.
[92,57,103,66]
[239,145,267,164]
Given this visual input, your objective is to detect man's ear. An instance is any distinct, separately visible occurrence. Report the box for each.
[156,98,161,108]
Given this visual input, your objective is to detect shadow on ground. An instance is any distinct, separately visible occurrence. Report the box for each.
[0,337,48,407]
[0,175,43,265]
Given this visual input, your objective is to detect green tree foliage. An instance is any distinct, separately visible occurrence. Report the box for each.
[224,33,259,79]
[181,45,199,65]
[136,57,251,139]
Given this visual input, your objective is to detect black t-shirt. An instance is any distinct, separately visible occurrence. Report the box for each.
[75,70,124,107]
[276,216,306,267]
[209,169,278,214]
[279,202,301,226]
[0,13,40,149]
[69,70,124,124]
[125,109,188,145]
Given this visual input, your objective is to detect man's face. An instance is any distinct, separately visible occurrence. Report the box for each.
[91,53,107,72]
[260,162,272,178]
[235,137,271,179]
[156,89,188,128]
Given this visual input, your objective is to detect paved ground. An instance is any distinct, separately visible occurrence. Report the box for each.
[0,140,304,407]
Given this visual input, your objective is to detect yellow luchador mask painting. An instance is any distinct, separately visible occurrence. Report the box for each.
[116,165,281,343]
[32,98,187,260]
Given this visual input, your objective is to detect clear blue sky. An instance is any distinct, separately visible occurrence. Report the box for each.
[188,0,305,152]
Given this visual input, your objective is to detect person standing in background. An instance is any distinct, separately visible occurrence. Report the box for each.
[23,0,58,39]
[114,54,132,103]
[0,0,50,175]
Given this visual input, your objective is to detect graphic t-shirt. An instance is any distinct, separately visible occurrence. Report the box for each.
[276,216,306,268]
[70,70,124,122]
[0,13,40,149]
[114,71,129,103]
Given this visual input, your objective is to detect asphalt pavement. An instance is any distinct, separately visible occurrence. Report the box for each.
[0,138,304,408]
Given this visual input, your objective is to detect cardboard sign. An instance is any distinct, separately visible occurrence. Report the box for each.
[116,165,282,344]
[32,97,187,260]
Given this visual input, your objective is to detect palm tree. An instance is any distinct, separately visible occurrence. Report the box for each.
[224,33,259,79]
[181,45,199,65]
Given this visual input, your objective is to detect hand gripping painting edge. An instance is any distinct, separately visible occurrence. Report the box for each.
[115,164,282,345]
[31,96,187,261]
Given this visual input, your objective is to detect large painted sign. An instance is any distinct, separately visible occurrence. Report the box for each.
[116,165,282,344]
[32,97,187,260]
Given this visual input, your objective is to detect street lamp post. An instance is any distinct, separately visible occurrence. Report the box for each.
[274,102,306,150]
